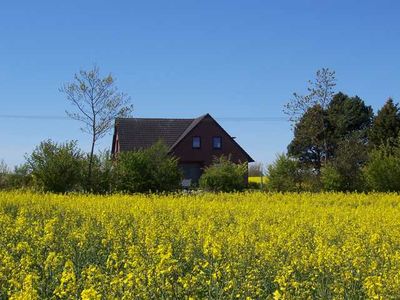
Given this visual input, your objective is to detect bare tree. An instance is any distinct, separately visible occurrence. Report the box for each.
[248,162,264,177]
[60,65,133,186]
[284,68,336,126]
[0,159,9,174]
[284,68,336,166]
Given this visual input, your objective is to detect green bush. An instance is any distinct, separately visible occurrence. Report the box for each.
[0,160,10,190]
[26,140,84,193]
[199,156,247,192]
[247,181,262,190]
[321,165,344,191]
[321,135,367,192]
[113,142,182,193]
[82,151,114,194]
[363,145,400,192]
[266,154,302,192]
[2,164,33,190]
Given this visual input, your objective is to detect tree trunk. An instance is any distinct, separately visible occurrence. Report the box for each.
[88,135,95,190]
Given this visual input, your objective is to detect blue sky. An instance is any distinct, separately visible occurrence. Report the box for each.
[1,1,400,168]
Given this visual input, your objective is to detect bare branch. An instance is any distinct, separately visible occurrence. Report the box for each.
[284,68,336,126]
[60,65,133,183]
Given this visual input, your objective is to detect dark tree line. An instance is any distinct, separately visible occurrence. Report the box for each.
[268,68,400,192]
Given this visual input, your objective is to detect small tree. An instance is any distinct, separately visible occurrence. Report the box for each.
[266,154,303,192]
[369,98,400,148]
[199,156,247,192]
[288,105,327,173]
[9,164,33,190]
[0,159,10,189]
[82,150,114,194]
[284,68,336,125]
[321,134,368,191]
[60,65,133,187]
[320,165,343,192]
[113,142,181,193]
[26,140,84,193]
[248,162,264,177]
[363,143,400,192]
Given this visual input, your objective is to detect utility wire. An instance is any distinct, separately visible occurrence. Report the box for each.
[0,114,69,120]
[0,114,287,122]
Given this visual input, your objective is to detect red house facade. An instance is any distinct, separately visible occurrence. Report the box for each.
[112,114,254,182]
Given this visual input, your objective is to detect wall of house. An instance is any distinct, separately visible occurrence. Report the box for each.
[171,115,251,167]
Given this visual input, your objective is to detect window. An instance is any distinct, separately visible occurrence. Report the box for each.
[192,136,201,149]
[213,136,222,149]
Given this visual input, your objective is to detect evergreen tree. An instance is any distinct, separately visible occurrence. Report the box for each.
[327,92,373,140]
[288,92,373,173]
[369,98,400,147]
[288,105,328,172]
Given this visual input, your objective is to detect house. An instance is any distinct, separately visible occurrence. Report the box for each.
[111,113,254,183]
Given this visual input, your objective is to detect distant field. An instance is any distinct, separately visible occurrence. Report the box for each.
[248,176,268,184]
[1,191,400,298]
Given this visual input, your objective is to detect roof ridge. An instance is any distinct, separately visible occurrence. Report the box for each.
[168,114,209,151]
[117,117,195,121]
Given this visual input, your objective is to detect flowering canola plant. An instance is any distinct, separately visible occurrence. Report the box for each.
[1,191,400,299]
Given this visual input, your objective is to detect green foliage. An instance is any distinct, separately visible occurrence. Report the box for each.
[288,105,327,171]
[60,65,133,187]
[321,135,368,191]
[363,144,400,192]
[113,142,182,193]
[82,151,113,194]
[288,92,373,173]
[5,164,33,190]
[284,68,336,125]
[247,181,262,190]
[26,140,84,193]
[327,92,373,140]
[320,165,343,191]
[199,156,247,192]
[369,98,400,148]
[266,154,302,192]
[285,68,336,172]
[0,160,10,190]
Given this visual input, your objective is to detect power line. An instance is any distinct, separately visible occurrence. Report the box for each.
[0,114,287,122]
[0,114,69,120]
[217,117,286,122]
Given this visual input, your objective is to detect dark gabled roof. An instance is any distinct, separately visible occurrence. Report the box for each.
[169,114,206,150]
[113,114,254,162]
[115,117,199,151]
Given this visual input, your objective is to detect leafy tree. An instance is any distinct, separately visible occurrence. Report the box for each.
[320,165,343,192]
[82,150,114,194]
[285,68,336,170]
[266,154,302,192]
[369,98,400,148]
[321,134,368,191]
[0,159,10,189]
[288,105,327,172]
[327,92,373,142]
[284,68,336,125]
[199,156,247,192]
[9,164,33,190]
[113,142,181,193]
[363,142,400,192]
[60,65,133,187]
[288,92,373,173]
[26,140,84,193]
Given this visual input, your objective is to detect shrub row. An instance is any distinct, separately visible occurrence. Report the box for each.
[0,140,248,193]
[266,141,400,192]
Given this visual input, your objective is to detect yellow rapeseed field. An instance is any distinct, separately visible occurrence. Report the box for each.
[248,176,268,184]
[1,191,400,299]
